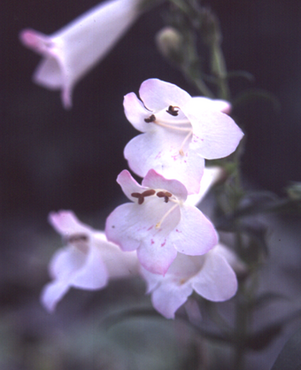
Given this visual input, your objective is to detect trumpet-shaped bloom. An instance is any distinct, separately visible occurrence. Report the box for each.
[141,244,238,319]
[105,169,218,275]
[20,0,140,108]
[42,210,139,312]
[123,78,243,193]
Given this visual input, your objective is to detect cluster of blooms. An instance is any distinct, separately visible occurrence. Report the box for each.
[20,0,244,319]
[41,78,243,318]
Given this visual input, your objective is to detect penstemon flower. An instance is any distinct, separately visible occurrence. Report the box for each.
[19,0,141,108]
[123,78,243,193]
[105,169,218,275]
[141,243,239,319]
[41,210,139,312]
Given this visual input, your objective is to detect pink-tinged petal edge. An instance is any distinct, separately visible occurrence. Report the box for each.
[142,169,188,202]
[170,206,218,256]
[123,92,152,132]
[139,78,191,111]
[116,170,146,201]
[192,250,238,301]
[48,210,92,236]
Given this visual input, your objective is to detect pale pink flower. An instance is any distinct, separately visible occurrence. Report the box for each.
[42,210,139,312]
[141,243,238,319]
[105,169,218,276]
[20,0,140,108]
[123,78,243,193]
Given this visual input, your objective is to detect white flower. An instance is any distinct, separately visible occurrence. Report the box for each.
[20,0,140,108]
[42,210,139,312]
[105,169,218,275]
[123,78,243,193]
[141,243,238,319]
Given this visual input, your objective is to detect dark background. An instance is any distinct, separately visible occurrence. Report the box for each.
[1,0,301,220]
[1,1,301,369]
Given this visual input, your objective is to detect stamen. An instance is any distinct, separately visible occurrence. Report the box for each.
[144,114,156,123]
[131,192,141,198]
[64,233,89,254]
[154,120,191,132]
[66,234,89,244]
[166,105,179,116]
[142,189,156,197]
[157,191,172,203]
[131,192,144,204]
[179,131,193,156]
[156,204,179,229]
[132,189,156,205]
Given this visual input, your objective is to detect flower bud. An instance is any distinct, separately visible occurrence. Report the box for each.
[155,26,184,65]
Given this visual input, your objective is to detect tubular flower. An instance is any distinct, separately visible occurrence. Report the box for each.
[19,0,141,108]
[123,78,243,193]
[141,243,238,319]
[105,169,218,276]
[41,210,139,312]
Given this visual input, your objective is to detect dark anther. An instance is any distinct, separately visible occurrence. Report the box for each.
[142,189,156,197]
[131,193,141,198]
[132,189,155,204]
[66,234,88,244]
[131,192,144,204]
[144,114,156,123]
[156,191,172,203]
[166,106,179,116]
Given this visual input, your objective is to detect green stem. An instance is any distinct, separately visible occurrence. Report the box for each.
[233,285,248,370]
[210,42,231,101]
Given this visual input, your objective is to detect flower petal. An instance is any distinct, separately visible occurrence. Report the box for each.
[142,169,187,202]
[140,267,162,293]
[70,242,108,289]
[192,249,238,301]
[106,197,181,275]
[124,131,204,194]
[182,101,244,159]
[151,278,193,319]
[123,92,153,132]
[40,280,70,313]
[105,203,143,252]
[139,78,191,111]
[49,246,86,280]
[137,237,178,275]
[106,197,180,247]
[169,206,218,255]
[116,169,147,202]
[213,243,247,275]
[48,210,92,236]
[186,166,223,207]
[191,96,232,114]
